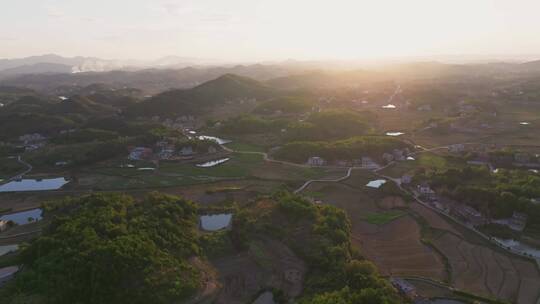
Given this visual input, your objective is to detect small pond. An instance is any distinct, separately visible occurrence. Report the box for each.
[407,156,415,161]
[198,135,231,145]
[200,213,233,231]
[366,179,387,188]
[382,104,396,109]
[519,122,530,125]
[0,178,69,192]
[0,208,43,225]
[0,245,18,257]
[196,158,230,168]
[386,132,404,136]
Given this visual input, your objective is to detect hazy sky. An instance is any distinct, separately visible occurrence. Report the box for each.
[1,0,540,61]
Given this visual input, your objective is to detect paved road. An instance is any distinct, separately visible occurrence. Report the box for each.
[294,167,353,194]
[5,155,33,182]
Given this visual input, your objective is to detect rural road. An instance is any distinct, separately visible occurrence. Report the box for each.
[5,155,33,182]
[294,167,353,194]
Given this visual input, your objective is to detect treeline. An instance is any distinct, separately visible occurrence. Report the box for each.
[218,110,374,142]
[232,191,399,303]
[253,96,311,115]
[219,115,289,135]
[274,136,408,163]
[2,193,202,304]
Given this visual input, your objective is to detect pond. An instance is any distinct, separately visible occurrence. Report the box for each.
[366,179,387,188]
[519,122,530,125]
[196,158,230,168]
[494,238,540,258]
[0,177,69,192]
[0,245,18,257]
[386,132,404,136]
[0,208,43,225]
[198,135,231,145]
[382,104,396,109]
[200,213,233,231]
[407,156,415,161]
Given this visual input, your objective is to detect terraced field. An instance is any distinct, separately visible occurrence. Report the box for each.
[434,232,540,304]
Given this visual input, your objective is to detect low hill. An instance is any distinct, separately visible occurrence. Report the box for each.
[124,74,278,117]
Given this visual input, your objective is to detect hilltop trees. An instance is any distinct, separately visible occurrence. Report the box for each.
[8,193,201,304]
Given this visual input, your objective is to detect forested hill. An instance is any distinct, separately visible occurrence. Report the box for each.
[124,74,279,117]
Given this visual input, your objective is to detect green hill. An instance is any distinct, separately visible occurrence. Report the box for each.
[124,74,278,117]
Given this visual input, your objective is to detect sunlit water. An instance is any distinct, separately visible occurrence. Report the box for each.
[200,214,233,231]
[196,158,230,168]
[0,208,43,225]
[0,178,69,192]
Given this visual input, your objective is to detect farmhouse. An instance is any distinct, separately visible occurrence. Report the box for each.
[393,149,405,161]
[360,157,379,169]
[454,205,486,226]
[382,153,394,163]
[449,144,465,153]
[401,174,413,184]
[0,220,7,232]
[508,212,528,231]
[390,278,417,298]
[417,183,436,200]
[128,147,153,161]
[180,146,194,156]
[514,152,530,164]
[307,157,325,166]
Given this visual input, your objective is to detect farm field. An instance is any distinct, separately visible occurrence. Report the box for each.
[409,201,540,304]
[303,181,446,281]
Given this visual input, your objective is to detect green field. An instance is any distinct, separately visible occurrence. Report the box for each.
[361,210,406,225]
[224,142,266,153]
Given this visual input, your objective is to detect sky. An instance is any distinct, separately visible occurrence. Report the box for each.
[1,0,540,62]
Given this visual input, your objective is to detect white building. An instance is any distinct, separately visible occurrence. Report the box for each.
[449,144,465,153]
[307,157,326,166]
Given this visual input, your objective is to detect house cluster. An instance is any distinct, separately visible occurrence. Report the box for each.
[161,115,197,131]
[493,212,528,232]
[382,148,410,163]
[128,141,219,162]
[306,156,382,169]
[18,133,46,151]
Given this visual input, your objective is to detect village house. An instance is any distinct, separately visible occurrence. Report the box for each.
[390,278,417,299]
[454,205,486,226]
[0,220,7,232]
[55,161,69,166]
[508,212,528,231]
[359,157,379,169]
[417,183,436,201]
[514,152,530,164]
[401,174,413,184]
[307,156,326,166]
[393,149,405,161]
[382,153,394,163]
[449,144,465,153]
[417,104,432,111]
[19,133,45,144]
[128,147,153,161]
[180,146,194,157]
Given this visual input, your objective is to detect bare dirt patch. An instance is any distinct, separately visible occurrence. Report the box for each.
[211,239,306,304]
[379,196,407,210]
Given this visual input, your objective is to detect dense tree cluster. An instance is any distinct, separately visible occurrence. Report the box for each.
[286,110,373,141]
[274,136,408,163]
[5,193,202,304]
[427,166,540,232]
[232,192,399,303]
